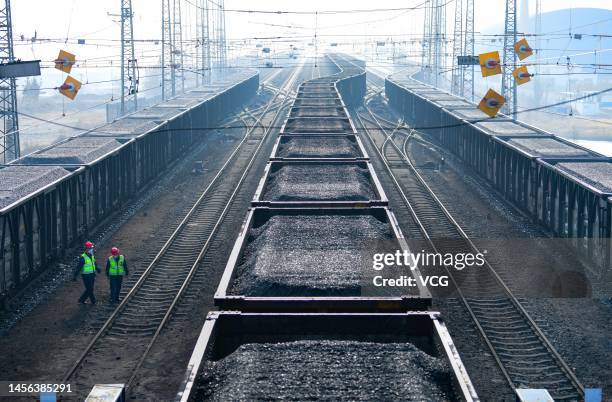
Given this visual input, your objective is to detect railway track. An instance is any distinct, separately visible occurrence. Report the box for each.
[61,62,306,397]
[173,55,480,402]
[349,67,584,400]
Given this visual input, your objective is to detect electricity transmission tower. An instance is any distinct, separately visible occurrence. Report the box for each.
[212,0,227,74]
[161,0,184,99]
[421,0,432,82]
[451,0,463,95]
[0,0,19,163]
[462,0,474,101]
[196,0,211,84]
[172,0,184,94]
[501,0,518,116]
[219,0,227,69]
[161,0,172,100]
[120,0,137,114]
[431,0,446,88]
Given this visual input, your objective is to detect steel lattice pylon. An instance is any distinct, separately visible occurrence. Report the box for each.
[161,0,173,100]
[451,0,463,96]
[195,0,211,86]
[462,0,474,101]
[421,0,432,82]
[219,0,227,69]
[200,0,211,84]
[0,0,19,163]
[195,0,201,87]
[212,0,227,74]
[431,0,446,88]
[173,0,184,94]
[501,0,517,116]
[120,0,137,114]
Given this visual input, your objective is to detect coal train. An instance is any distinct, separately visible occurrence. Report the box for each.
[386,74,612,277]
[175,56,479,402]
[0,71,258,305]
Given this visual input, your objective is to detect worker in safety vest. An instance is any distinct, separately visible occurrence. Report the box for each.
[72,241,100,304]
[106,247,129,303]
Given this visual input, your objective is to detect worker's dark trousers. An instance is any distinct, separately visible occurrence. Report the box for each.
[109,276,123,302]
[79,274,96,304]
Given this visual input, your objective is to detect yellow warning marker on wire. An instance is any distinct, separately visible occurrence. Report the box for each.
[55,50,76,73]
[478,89,505,118]
[478,51,501,77]
[59,76,82,100]
[513,38,533,60]
[513,66,532,85]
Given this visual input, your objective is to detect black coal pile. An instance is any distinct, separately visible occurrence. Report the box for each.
[19,138,122,165]
[557,162,612,193]
[295,98,341,107]
[0,166,71,209]
[291,107,343,118]
[261,164,376,201]
[229,214,394,296]
[99,118,161,137]
[508,137,592,157]
[276,136,361,158]
[285,119,351,133]
[193,340,456,401]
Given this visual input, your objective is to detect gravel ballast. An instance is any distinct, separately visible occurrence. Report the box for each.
[0,166,71,209]
[229,214,394,296]
[276,136,362,158]
[194,340,456,402]
[261,164,377,201]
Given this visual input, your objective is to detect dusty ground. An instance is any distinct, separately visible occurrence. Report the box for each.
[0,122,244,400]
[129,63,314,402]
[407,126,612,398]
[354,107,516,401]
[0,63,309,401]
[357,90,611,399]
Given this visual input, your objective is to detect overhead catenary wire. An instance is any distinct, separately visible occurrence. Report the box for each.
[6,83,612,142]
[9,2,612,146]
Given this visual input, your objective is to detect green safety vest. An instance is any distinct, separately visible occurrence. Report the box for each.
[108,255,126,276]
[81,253,96,274]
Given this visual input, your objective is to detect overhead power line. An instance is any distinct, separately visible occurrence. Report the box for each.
[182,0,435,15]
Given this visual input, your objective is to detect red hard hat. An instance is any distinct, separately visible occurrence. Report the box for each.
[85,241,94,249]
[111,247,119,256]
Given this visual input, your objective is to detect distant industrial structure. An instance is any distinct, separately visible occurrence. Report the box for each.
[0,0,19,164]
[422,0,547,115]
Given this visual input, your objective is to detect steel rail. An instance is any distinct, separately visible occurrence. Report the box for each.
[337,55,584,398]
[125,65,306,389]
[354,77,584,400]
[61,63,305,388]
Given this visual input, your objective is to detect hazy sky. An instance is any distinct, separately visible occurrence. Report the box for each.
[12,0,612,62]
[9,1,612,95]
